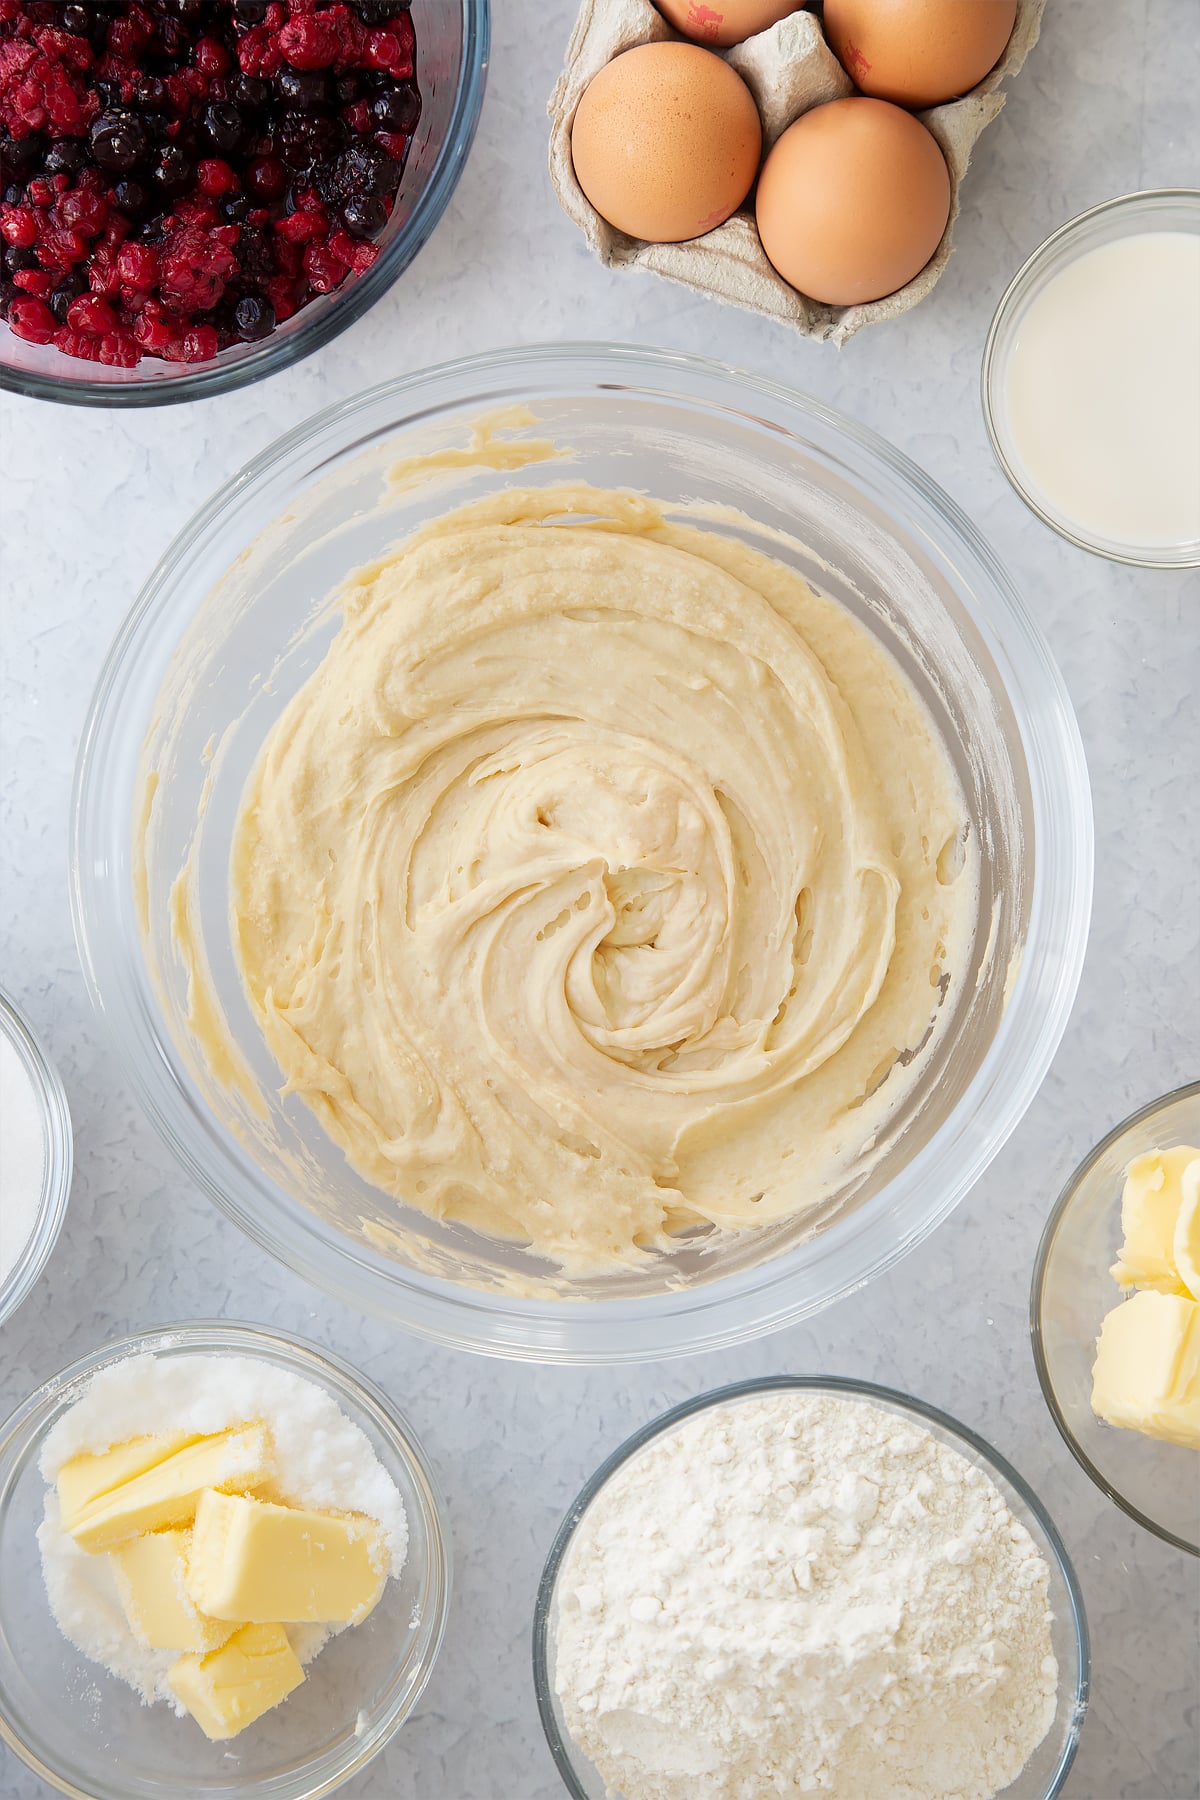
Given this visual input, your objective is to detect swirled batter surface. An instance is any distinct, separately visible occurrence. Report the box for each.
[229,485,975,1270]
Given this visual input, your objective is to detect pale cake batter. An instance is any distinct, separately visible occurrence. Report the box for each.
[218,483,976,1271]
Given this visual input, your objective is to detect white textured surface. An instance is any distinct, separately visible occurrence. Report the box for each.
[1,1,1198,1795]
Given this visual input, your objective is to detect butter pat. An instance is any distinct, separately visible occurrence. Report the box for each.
[1091,1289,1200,1448]
[168,1621,304,1741]
[110,1529,236,1653]
[64,1425,273,1553]
[1110,1146,1200,1295]
[57,1432,203,1530]
[187,1488,386,1624]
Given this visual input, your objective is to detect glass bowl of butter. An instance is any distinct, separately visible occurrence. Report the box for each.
[0,1322,451,1800]
[1031,1082,1200,1555]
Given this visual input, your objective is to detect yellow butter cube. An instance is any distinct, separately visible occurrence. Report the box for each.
[57,1432,203,1531]
[110,1529,236,1653]
[186,1488,386,1625]
[1111,1146,1200,1294]
[1173,1157,1200,1301]
[65,1425,274,1553]
[168,1621,304,1742]
[1091,1289,1200,1448]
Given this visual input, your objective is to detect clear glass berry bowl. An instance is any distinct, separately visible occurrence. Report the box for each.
[0,1,488,406]
[71,343,1093,1362]
[533,1377,1089,1800]
[1031,1082,1200,1555]
[0,1321,451,1800]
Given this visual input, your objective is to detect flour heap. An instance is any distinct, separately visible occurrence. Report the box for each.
[553,1389,1059,1800]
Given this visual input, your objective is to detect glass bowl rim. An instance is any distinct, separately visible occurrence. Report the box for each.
[1029,1078,1200,1557]
[0,986,73,1328]
[0,1318,453,1800]
[69,340,1094,1363]
[980,187,1200,570]
[0,0,491,409]
[532,1373,1091,1800]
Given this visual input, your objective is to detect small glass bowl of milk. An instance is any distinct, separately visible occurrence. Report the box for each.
[983,190,1200,567]
[0,989,72,1326]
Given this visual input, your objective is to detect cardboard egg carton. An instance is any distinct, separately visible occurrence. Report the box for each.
[549,0,1046,344]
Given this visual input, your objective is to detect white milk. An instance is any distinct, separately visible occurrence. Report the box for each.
[1001,231,1200,551]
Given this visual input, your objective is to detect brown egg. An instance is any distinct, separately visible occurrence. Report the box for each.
[656,0,805,49]
[755,97,950,305]
[570,42,762,243]
[823,0,1018,109]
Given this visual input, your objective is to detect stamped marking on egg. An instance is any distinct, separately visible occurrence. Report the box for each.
[688,3,723,39]
[843,36,871,75]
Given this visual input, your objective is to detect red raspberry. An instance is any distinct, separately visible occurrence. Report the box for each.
[98,328,140,366]
[302,241,345,293]
[13,267,56,296]
[274,205,326,245]
[52,326,103,361]
[159,224,237,311]
[266,273,298,320]
[58,189,109,236]
[7,296,56,343]
[116,241,159,289]
[66,292,117,333]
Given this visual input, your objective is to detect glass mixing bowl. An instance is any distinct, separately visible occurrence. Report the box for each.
[533,1377,1089,1800]
[1031,1083,1200,1555]
[0,1322,451,1800]
[0,1,489,407]
[71,344,1093,1361]
[0,986,73,1327]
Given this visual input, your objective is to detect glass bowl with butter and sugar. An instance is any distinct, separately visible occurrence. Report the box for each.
[1032,1082,1200,1555]
[0,1322,450,1800]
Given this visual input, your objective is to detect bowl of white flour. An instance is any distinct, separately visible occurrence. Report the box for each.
[534,1377,1088,1800]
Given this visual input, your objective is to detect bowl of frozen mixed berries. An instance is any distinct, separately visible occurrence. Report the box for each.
[0,0,488,403]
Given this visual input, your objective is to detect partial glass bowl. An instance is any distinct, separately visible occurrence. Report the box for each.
[1032,1083,1200,1555]
[0,986,72,1328]
[71,342,1093,1363]
[0,1321,451,1800]
[0,0,489,407]
[533,1376,1089,1800]
[981,189,1200,568]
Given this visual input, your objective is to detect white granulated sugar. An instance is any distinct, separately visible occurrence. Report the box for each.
[0,1028,47,1286]
[554,1391,1059,1800]
[38,1352,408,1711]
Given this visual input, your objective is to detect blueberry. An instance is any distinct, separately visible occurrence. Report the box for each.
[370,83,420,134]
[49,274,86,323]
[90,111,152,173]
[232,0,270,21]
[3,244,37,275]
[202,101,247,155]
[61,4,108,50]
[43,138,87,177]
[353,0,409,21]
[233,293,276,340]
[276,70,334,114]
[0,132,44,187]
[113,177,152,219]
[134,76,169,113]
[333,143,394,199]
[340,193,386,237]
[221,191,253,221]
[151,144,194,196]
[231,74,271,116]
